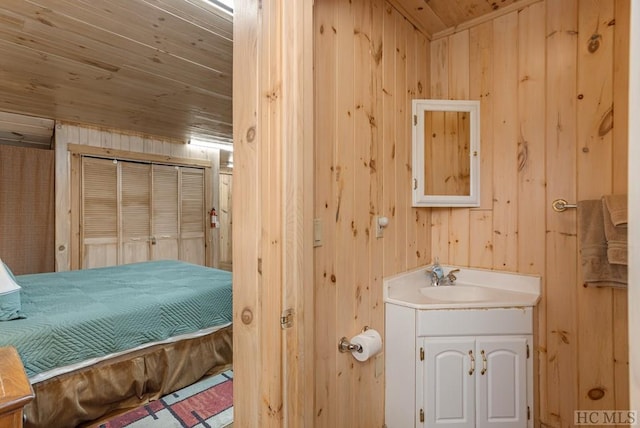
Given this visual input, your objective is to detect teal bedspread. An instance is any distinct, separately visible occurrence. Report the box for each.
[0,260,232,378]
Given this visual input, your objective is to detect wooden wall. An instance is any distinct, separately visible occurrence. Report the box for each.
[429,0,630,426]
[314,1,431,426]
[315,0,629,427]
[629,1,640,411]
[54,122,221,271]
[232,0,315,425]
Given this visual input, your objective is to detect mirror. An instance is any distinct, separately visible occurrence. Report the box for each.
[412,99,480,207]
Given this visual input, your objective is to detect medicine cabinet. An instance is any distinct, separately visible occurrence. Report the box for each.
[412,99,480,207]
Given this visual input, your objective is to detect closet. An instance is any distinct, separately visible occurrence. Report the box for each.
[79,156,206,269]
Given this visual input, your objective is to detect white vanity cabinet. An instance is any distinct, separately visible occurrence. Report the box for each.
[420,336,528,427]
[385,304,534,428]
[383,264,540,428]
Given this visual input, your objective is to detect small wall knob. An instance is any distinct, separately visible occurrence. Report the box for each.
[375,216,389,238]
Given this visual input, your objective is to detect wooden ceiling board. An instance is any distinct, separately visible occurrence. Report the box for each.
[0,0,232,145]
[386,0,447,37]
[7,1,232,89]
[0,68,232,126]
[425,0,524,28]
[0,78,232,144]
[0,130,51,148]
[0,36,231,118]
[45,0,234,70]
[0,111,54,132]
[0,111,53,148]
[391,0,529,37]
[147,0,233,40]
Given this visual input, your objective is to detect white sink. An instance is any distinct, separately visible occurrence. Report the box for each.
[384,265,541,310]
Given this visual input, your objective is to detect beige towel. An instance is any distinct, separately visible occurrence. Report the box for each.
[603,194,628,226]
[602,197,628,265]
[577,200,627,287]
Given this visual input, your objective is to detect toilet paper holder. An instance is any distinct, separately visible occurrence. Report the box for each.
[338,326,370,353]
[338,337,363,353]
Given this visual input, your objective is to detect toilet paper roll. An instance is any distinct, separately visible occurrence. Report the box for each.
[350,329,382,362]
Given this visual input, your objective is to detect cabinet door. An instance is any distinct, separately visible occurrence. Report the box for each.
[422,337,476,427]
[475,337,527,428]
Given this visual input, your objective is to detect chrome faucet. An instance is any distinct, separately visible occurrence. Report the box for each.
[426,268,460,286]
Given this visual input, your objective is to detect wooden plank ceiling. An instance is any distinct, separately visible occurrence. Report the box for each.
[390,0,527,36]
[0,0,525,148]
[0,0,232,146]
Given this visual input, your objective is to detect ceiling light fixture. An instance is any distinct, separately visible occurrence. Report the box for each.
[189,139,234,152]
[202,0,233,15]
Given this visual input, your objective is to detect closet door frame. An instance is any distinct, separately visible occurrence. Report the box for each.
[69,144,214,269]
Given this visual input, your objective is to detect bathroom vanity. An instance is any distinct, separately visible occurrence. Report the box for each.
[383,265,540,428]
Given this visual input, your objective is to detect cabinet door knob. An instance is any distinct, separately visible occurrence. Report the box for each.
[468,350,475,375]
[481,349,487,375]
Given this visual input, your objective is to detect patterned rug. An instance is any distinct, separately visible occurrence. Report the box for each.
[99,371,233,428]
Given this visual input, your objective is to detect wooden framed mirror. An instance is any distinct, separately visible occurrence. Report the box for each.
[412,99,480,207]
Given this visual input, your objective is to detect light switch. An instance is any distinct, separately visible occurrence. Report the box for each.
[313,218,323,247]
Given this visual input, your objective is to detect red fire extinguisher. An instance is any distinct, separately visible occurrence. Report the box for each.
[210,208,218,228]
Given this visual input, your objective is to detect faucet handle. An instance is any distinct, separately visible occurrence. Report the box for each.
[425,269,439,286]
[446,269,460,282]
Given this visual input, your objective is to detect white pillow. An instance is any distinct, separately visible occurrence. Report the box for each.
[0,259,24,321]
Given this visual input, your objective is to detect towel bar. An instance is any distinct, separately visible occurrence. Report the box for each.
[552,198,577,212]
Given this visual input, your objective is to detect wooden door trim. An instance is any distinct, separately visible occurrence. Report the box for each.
[67,143,212,168]
[74,156,211,269]
[233,0,314,426]
[70,153,81,271]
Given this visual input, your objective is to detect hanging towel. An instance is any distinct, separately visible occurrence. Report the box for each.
[603,194,628,226]
[577,199,627,287]
[602,196,628,265]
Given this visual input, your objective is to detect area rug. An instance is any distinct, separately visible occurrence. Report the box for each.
[99,370,233,428]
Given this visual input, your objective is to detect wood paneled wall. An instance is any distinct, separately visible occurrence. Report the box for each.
[629,1,640,411]
[429,1,630,426]
[54,122,221,271]
[315,0,629,427]
[232,0,315,425]
[314,1,431,426]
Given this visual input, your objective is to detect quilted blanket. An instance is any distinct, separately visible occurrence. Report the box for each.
[0,260,232,378]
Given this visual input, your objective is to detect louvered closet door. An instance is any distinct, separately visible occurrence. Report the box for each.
[81,159,206,268]
[82,158,118,268]
[180,167,205,265]
[151,165,179,261]
[121,162,151,264]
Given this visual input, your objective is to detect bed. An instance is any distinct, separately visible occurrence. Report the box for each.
[0,260,233,428]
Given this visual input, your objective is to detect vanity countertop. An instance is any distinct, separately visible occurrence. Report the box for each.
[383,264,541,310]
